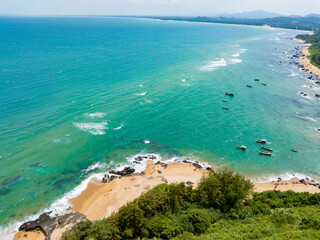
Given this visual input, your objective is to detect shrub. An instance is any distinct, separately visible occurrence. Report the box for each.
[172,232,197,240]
[271,208,298,225]
[197,168,253,211]
[62,220,93,240]
[186,209,213,234]
[228,206,254,219]
[135,183,195,218]
[90,219,120,240]
[113,201,147,238]
[147,216,177,239]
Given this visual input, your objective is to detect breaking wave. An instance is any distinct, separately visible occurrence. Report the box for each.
[73,122,109,135]
[198,58,227,71]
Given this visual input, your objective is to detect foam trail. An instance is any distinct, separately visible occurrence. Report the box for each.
[85,112,106,119]
[135,91,147,96]
[198,58,227,71]
[228,59,242,64]
[114,124,124,130]
[252,172,314,183]
[73,122,109,135]
[296,114,317,122]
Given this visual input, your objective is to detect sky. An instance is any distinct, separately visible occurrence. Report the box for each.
[0,0,319,16]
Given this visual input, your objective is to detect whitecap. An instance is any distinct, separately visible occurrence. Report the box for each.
[139,85,143,88]
[135,91,147,96]
[232,53,240,57]
[113,124,124,130]
[181,79,186,82]
[73,122,109,135]
[296,114,317,122]
[85,112,106,119]
[289,73,299,77]
[228,59,242,64]
[143,140,151,144]
[302,84,320,90]
[82,162,106,173]
[198,58,227,71]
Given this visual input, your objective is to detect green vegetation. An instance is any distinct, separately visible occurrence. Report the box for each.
[62,168,320,239]
[147,15,320,70]
[150,16,320,31]
[296,31,320,68]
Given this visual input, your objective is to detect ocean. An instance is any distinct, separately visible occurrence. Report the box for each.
[0,17,319,238]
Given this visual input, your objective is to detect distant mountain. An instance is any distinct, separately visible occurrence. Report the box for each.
[306,14,320,18]
[214,10,282,19]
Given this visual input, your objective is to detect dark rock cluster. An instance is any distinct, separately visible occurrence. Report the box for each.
[19,212,87,240]
[109,166,136,176]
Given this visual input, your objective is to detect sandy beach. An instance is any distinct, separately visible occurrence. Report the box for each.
[14,161,320,240]
[72,162,320,221]
[293,37,320,79]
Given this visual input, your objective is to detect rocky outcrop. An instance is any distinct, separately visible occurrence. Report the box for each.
[109,166,135,176]
[19,212,87,240]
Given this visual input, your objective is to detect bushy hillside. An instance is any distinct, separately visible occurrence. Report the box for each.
[297,31,320,68]
[62,169,320,240]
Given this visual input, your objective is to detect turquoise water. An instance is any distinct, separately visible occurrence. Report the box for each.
[1,17,320,236]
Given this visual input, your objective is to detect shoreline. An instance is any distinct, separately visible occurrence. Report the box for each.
[293,37,320,80]
[136,17,313,34]
[7,21,320,240]
[13,160,320,240]
[71,161,320,222]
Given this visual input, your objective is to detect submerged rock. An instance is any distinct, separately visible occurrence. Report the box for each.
[30,162,41,168]
[1,175,21,186]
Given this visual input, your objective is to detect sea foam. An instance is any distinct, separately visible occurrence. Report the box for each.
[85,112,106,119]
[73,122,109,135]
[296,114,317,122]
[228,58,242,64]
[252,172,314,183]
[198,58,227,71]
[135,91,147,96]
[113,124,124,130]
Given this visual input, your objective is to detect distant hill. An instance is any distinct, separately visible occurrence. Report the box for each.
[214,10,282,19]
[149,16,320,31]
[306,14,320,18]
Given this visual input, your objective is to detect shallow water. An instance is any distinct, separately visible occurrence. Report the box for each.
[0,17,319,237]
